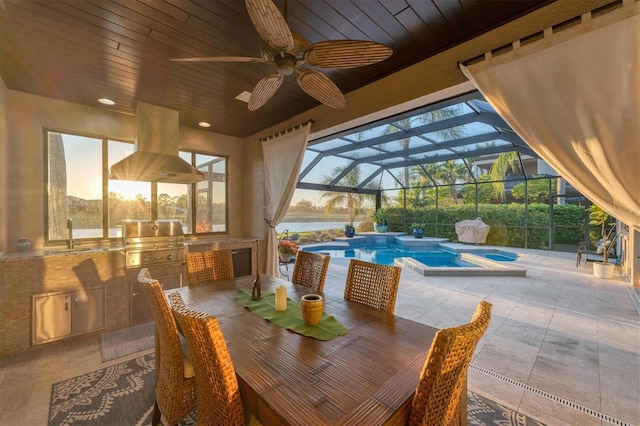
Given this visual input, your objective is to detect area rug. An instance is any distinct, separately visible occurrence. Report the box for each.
[49,353,544,426]
[99,321,155,362]
[48,352,196,426]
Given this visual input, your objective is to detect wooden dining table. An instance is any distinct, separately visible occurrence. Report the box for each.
[167,274,462,425]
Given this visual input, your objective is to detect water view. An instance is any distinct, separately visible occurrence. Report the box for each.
[276,222,361,234]
[66,221,356,240]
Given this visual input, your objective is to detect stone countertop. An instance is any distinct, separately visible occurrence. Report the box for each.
[0,246,123,261]
[184,237,261,251]
[1,237,261,261]
[184,237,259,245]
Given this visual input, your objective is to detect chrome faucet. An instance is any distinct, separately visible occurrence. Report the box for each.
[67,218,74,249]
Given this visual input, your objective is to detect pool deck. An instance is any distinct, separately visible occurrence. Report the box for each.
[318,248,640,426]
[304,233,527,277]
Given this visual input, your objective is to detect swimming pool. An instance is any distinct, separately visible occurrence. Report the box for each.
[300,235,525,277]
[305,245,479,267]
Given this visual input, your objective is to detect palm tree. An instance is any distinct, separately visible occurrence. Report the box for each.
[382,118,412,188]
[489,151,522,202]
[430,160,469,200]
[383,107,466,202]
[398,165,432,207]
[48,132,69,240]
[320,164,372,223]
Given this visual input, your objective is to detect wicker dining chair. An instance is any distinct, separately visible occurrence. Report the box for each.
[185,252,210,286]
[138,269,196,426]
[186,250,235,286]
[343,259,402,314]
[168,292,247,426]
[204,248,235,281]
[408,300,493,426]
[291,251,330,292]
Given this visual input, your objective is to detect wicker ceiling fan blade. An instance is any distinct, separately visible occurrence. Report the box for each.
[170,56,268,63]
[248,73,283,111]
[171,1,388,110]
[245,0,294,52]
[304,40,393,69]
[296,70,346,109]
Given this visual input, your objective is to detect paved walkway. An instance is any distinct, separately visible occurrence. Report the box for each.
[320,246,640,426]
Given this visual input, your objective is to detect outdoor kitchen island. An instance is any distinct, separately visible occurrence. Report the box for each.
[0,237,262,358]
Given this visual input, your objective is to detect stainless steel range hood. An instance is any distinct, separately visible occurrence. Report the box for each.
[108,102,204,184]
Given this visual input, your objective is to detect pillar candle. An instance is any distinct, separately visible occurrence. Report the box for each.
[275,285,287,311]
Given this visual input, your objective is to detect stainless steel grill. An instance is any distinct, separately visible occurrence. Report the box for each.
[123,220,185,323]
[122,220,185,268]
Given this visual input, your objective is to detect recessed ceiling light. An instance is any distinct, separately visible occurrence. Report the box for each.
[97,98,115,105]
[235,91,251,103]
[198,122,211,128]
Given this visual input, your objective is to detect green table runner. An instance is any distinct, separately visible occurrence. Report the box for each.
[234,289,348,341]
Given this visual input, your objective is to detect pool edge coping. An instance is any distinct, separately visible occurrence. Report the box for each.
[396,253,527,277]
[301,239,528,277]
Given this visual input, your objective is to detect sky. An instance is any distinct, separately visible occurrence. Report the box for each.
[62,134,216,202]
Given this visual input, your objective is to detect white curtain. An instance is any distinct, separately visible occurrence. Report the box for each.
[263,124,311,276]
[460,3,639,228]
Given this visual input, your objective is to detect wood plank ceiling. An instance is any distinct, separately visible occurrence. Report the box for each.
[0,0,553,138]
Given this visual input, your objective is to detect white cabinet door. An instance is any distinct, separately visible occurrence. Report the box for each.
[33,293,72,344]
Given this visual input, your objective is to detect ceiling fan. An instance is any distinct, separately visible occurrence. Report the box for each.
[171,0,393,111]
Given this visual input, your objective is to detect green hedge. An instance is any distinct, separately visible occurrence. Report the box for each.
[383,203,585,249]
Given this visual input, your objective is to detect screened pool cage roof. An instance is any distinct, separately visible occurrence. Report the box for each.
[297,90,541,195]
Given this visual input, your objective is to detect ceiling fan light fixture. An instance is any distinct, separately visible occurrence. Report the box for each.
[275,55,295,76]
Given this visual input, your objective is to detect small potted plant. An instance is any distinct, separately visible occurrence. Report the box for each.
[411,223,425,239]
[587,204,618,278]
[372,209,389,233]
[344,223,355,238]
[277,240,298,263]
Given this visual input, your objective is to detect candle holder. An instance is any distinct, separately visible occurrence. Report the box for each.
[300,294,323,326]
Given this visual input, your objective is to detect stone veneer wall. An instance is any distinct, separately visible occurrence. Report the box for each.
[0,250,128,357]
[0,238,263,358]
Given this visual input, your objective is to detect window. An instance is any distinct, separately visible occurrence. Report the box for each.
[108,140,151,235]
[194,153,227,233]
[46,130,227,243]
[47,132,104,240]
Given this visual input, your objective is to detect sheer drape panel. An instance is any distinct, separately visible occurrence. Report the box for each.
[263,125,311,276]
[460,3,639,227]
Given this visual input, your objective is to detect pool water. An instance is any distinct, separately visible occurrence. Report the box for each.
[306,245,478,267]
[483,253,516,262]
[304,244,517,267]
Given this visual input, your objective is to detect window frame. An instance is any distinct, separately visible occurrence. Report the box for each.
[43,128,228,245]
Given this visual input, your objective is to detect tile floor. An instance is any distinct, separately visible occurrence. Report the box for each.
[0,246,638,426]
